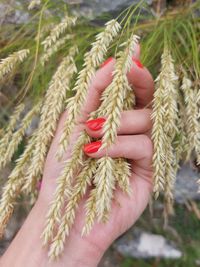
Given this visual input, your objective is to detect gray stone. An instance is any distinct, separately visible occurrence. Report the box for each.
[66,0,152,19]
[114,228,182,259]
[0,0,152,25]
[175,164,200,203]
[0,2,29,25]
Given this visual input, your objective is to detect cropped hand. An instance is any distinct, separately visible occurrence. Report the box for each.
[1,45,154,267]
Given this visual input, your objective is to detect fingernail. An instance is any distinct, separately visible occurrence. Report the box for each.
[100,57,113,68]
[132,58,143,68]
[83,141,102,153]
[86,117,106,131]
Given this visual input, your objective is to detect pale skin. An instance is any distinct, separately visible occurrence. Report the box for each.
[0,45,154,267]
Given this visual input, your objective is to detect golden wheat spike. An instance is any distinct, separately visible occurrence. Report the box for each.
[0,133,37,238]
[57,19,121,159]
[0,50,29,82]
[23,48,77,194]
[41,15,77,50]
[48,159,96,260]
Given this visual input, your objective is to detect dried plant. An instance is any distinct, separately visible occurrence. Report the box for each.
[0,102,40,171]
[23,47,78,194]
[44,35,138,260]
[0,1,200,261]
[0,50,29,82]
[41,15,77,50]
[40,35,74,65]
[181,76,200,164]
[0,133,37,237]
[57,19,121,159]
[0,103,25,156]
[28,0,41,10]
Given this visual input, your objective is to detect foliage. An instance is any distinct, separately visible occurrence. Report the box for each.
[0,0,200,261]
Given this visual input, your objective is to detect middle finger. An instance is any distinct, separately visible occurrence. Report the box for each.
[85,109,152,138]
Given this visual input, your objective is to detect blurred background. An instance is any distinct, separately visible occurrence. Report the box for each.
[0,0,200,266]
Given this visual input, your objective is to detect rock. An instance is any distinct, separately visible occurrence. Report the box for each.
[175,164,200,204]
[0,0,152,25]
[65,0,152,19]
[114,228,182,259]
[0,2,29,25]
[66,0,152,19]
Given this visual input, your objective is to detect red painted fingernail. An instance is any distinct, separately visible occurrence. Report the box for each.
[132,58,143,68]
[86,117,106,131]
[83,141,102,153]
[100,57,113,68]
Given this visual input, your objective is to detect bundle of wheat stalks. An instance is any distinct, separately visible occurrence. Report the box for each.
[0,13,199,260]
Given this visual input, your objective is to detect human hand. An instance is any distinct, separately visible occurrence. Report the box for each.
[1,45,154,267]
[40,44,154,265]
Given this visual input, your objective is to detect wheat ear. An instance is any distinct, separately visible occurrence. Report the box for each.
[0,134,36,238]
[57,19,121,159]
[174,96,189,171]
[162,47,178,215]
[114,90,135,195]
[182,76,200,164]
[41,131,89,246]
[0,103,25,156]
[42,15,77,50]
[48,159,96,260]
[82,36,138,233]
[40,35,74,65]
[23,48,77,194]
[0,50,29,82]
[94,157,116,222]
[0,103,40,171]
[152,49,176,200]
[81,188,97,236]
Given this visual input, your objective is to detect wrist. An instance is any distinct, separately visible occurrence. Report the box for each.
[1,198,105,267]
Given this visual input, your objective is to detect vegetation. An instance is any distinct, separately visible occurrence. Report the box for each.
[0,0,199,262]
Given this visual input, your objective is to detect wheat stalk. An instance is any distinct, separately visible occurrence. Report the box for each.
[174,97,189,171]
[82,188,97,236]
[182,76,200,165]
[114,158,132,195]
[0,103,25,156]
[57,19,121,159]
[114,89,135,195]
[0,103,41,171]
[100,35,139,148]
[48,159,96,260]
[162,47,178,214]
[40,35,74,65]
[152,46,179,210]
[152,50,170,198]
[0,50,29,82]
[23,48,77,194]
[41,131,89,246]
[94,157,116,222]
[41,15,77,50]
[0,133,36,238]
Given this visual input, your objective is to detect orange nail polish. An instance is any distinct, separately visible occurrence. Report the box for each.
[100,57,113,68]
[86,118,106,131]
[83,141,102,153]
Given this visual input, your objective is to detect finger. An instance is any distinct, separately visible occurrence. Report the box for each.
[85,109,152,138]
[128,59,154,108]
[83,135,153,169]
[78,44,141,122]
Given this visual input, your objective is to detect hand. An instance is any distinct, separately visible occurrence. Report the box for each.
[1,45,154,267]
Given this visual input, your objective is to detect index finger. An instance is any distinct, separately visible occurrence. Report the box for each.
[79,44,154,123]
